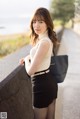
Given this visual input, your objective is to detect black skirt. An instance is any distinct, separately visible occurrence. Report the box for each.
[31,70,58,108]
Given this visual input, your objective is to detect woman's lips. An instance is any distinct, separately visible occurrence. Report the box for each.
[35,29,40,32]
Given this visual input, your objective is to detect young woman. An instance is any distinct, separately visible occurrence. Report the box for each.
[20,7,58,119]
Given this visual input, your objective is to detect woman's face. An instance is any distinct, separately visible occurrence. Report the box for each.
[32,19,47,35]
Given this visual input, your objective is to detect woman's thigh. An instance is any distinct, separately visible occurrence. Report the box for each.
[47,99,56,119]
[33,106,48,119]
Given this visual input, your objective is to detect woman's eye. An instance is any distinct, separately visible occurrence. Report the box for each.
[39,21,43,23]
[32,20,44,24]
[33,21,36,23]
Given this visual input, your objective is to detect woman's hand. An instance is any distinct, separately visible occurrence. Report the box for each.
[19,55,30,66]
[19,58,25,65]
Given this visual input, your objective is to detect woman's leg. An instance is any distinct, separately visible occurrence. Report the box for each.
[46,99,56,119]
[33,107,48,119]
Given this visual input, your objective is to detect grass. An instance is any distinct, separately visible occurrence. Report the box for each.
[0,34,30,58]
[53,20,62,29]
[65,20,73,28]
[53,19,72,29]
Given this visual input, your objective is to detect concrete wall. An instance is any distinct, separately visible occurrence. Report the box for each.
[0,28,63,119]
[0,65,34,119]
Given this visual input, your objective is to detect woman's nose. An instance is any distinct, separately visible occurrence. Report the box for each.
[35,22,39,27]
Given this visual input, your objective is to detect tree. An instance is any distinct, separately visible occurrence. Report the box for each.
[50,0,75,26]
[75,0,80,19]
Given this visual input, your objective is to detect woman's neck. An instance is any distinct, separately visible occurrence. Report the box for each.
[39,30,48,40]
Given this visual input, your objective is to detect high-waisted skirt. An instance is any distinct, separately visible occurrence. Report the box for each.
[31,70,58,108]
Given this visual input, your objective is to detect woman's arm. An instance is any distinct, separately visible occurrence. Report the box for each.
[27,40,50,76]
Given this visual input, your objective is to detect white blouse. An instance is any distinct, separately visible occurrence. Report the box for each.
[25,31,53,73]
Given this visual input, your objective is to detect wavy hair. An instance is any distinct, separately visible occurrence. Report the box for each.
[30,7,59,48]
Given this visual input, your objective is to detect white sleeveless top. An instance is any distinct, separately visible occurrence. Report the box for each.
[30,31,53,72]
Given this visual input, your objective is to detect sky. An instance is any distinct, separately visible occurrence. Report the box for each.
[0,0,51,18]
[0,0,51,34]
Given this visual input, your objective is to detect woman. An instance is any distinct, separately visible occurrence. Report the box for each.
[20,7,58,119]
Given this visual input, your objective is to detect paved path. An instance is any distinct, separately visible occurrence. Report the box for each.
[0,45,31,82]
[55,29,80,119]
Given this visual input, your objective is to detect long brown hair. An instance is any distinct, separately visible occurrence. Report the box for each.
[30,7,58,47]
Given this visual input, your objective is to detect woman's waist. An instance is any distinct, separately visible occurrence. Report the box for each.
[31,68,50,78]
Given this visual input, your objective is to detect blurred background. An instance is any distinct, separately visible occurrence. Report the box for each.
[0,0,80,58]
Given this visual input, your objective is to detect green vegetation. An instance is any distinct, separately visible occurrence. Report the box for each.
[0,34,30,58]
[50,0,75,26]
[53,20,62,28]
[53,19,72,30]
